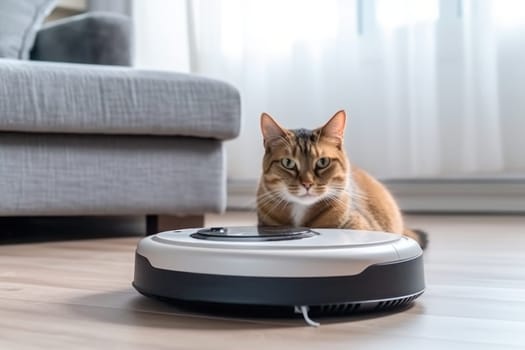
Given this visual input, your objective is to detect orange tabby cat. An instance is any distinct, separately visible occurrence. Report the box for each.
[257,110,428,249]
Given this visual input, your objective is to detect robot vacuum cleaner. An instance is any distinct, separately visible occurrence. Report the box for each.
[133,226,425,326]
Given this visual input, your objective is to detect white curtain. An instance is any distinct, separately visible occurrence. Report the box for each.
[132,0,192,71]
[133,0,525,180]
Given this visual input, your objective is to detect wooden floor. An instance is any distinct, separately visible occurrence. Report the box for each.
[1,213,524,349]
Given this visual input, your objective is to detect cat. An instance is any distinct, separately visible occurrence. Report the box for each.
[256,110,428,249]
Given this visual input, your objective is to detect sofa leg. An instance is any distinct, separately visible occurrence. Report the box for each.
[146,215,205,235]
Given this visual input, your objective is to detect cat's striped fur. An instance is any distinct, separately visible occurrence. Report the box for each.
[256,110,428,249]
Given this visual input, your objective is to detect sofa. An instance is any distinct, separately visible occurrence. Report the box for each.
[0,10,241,234]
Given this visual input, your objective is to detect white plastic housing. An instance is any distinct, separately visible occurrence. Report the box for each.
[136,228,422,278]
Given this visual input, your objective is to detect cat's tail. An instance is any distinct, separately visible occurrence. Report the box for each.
[403,229,429,250]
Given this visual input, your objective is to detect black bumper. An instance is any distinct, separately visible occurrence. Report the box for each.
[133,252,425,307]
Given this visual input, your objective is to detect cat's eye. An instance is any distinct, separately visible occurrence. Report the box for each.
[281,158,296,170]
[316,157,331,169]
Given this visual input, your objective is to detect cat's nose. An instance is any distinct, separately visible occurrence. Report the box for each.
[302,182,313,190]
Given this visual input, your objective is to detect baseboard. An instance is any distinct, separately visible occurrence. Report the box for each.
[227,178,525,213]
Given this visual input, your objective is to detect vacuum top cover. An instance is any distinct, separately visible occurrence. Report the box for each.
[136,226,422,278]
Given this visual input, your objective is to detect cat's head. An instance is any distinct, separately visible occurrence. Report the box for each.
[260,110,349,206]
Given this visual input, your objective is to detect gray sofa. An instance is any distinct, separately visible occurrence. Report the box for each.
[0,13,241,234]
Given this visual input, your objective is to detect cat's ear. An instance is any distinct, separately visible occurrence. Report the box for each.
[320,110,346,144]
[261,113,287,146]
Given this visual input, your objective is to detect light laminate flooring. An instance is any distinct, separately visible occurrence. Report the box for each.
[1,213,524,349]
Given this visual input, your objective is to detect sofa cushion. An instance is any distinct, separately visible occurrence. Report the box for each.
[31,12,132,66]
[0,0,56,59]
[0,59,241,140]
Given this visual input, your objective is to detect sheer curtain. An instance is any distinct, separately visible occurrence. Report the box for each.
[133,0,525,180]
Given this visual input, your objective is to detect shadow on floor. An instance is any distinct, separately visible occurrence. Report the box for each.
[68,288,417,329]
[0,216,145,244]
[69,288,295,330]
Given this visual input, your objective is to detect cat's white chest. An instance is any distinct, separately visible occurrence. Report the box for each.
[290,203,309,226]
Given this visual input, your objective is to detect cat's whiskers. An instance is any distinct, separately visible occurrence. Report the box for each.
[256,194,282,208]
[257,188,286,201]
[245,188,280,208]
[256,189,289,211]
[257,190,290,224]
[332,185,369,202]
[323,192,350,208]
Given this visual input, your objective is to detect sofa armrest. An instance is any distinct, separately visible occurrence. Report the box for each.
[30,12,132,66]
